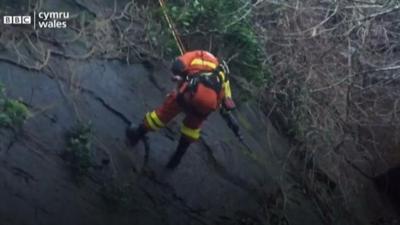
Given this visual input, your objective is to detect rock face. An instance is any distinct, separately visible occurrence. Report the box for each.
[0,54,330,225]
[2,1,398,225]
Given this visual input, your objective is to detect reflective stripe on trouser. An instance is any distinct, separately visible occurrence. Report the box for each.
[145,111,165,131]
[181,124,201,141]
[143,91,207,139]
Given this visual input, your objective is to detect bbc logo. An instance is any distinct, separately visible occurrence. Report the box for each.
[3,16,31,25]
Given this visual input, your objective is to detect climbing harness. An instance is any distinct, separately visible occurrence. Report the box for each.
[186,68,225,94]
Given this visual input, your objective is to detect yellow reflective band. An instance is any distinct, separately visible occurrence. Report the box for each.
[181,125,201,140]
[150,111,165,128]
[190,59,217,69]
[223,80,232,98]
[219,71,226,81]
[145,112,160,130]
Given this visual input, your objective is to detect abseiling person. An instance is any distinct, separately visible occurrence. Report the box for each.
[126,50,236,169]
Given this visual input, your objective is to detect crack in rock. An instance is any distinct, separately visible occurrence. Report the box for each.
[139,172,211,225]
[10,167,37,184]
[200,138,266,203]
[78,87,132,124]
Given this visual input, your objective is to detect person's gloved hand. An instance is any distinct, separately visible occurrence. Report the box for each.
[223,97,236,111]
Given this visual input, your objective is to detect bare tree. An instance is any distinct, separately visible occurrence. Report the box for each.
[255,0,400,222]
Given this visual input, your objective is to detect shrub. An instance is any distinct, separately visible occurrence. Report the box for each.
[152,0,268,85]
[0,83,30,128]
[100,182,132,211]
[65,122,93,183]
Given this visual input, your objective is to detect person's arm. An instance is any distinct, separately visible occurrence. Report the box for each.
[220,107,243,141]
[170,57,188,89]
[221,77,236,111]
[219,79,242,141]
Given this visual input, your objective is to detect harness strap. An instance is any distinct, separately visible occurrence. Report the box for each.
[176,64,225,117]
[185,65,224,93]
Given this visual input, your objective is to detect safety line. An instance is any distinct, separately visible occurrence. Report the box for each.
[158,0,186,55]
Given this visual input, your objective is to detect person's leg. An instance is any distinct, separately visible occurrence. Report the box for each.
[126,91,182,146]
[126,123,148,145]
[166,114,206,169]
[165,135,192,169]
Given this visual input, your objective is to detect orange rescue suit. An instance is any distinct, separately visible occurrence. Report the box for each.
[143,50,233,141]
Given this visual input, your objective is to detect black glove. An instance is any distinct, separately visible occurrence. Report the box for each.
[220,109,241,138]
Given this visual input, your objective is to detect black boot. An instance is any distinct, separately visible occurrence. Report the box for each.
[166,136,191,170]
[126,123,147,146]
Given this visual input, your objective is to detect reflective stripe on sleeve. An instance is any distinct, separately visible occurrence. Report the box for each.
[223,80,232,98]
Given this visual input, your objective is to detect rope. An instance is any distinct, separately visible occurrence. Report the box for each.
[157,1,253,159]
[158,0,186,55]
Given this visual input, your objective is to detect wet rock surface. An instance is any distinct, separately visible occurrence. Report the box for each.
[0,57,333,225]
[0,56,318,225]
[0,1,349,225]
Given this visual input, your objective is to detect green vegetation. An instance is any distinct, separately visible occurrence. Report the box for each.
[152,0,268,85]
[100,182,132,211]
[65,122,93,183]
[0,83,30,128]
